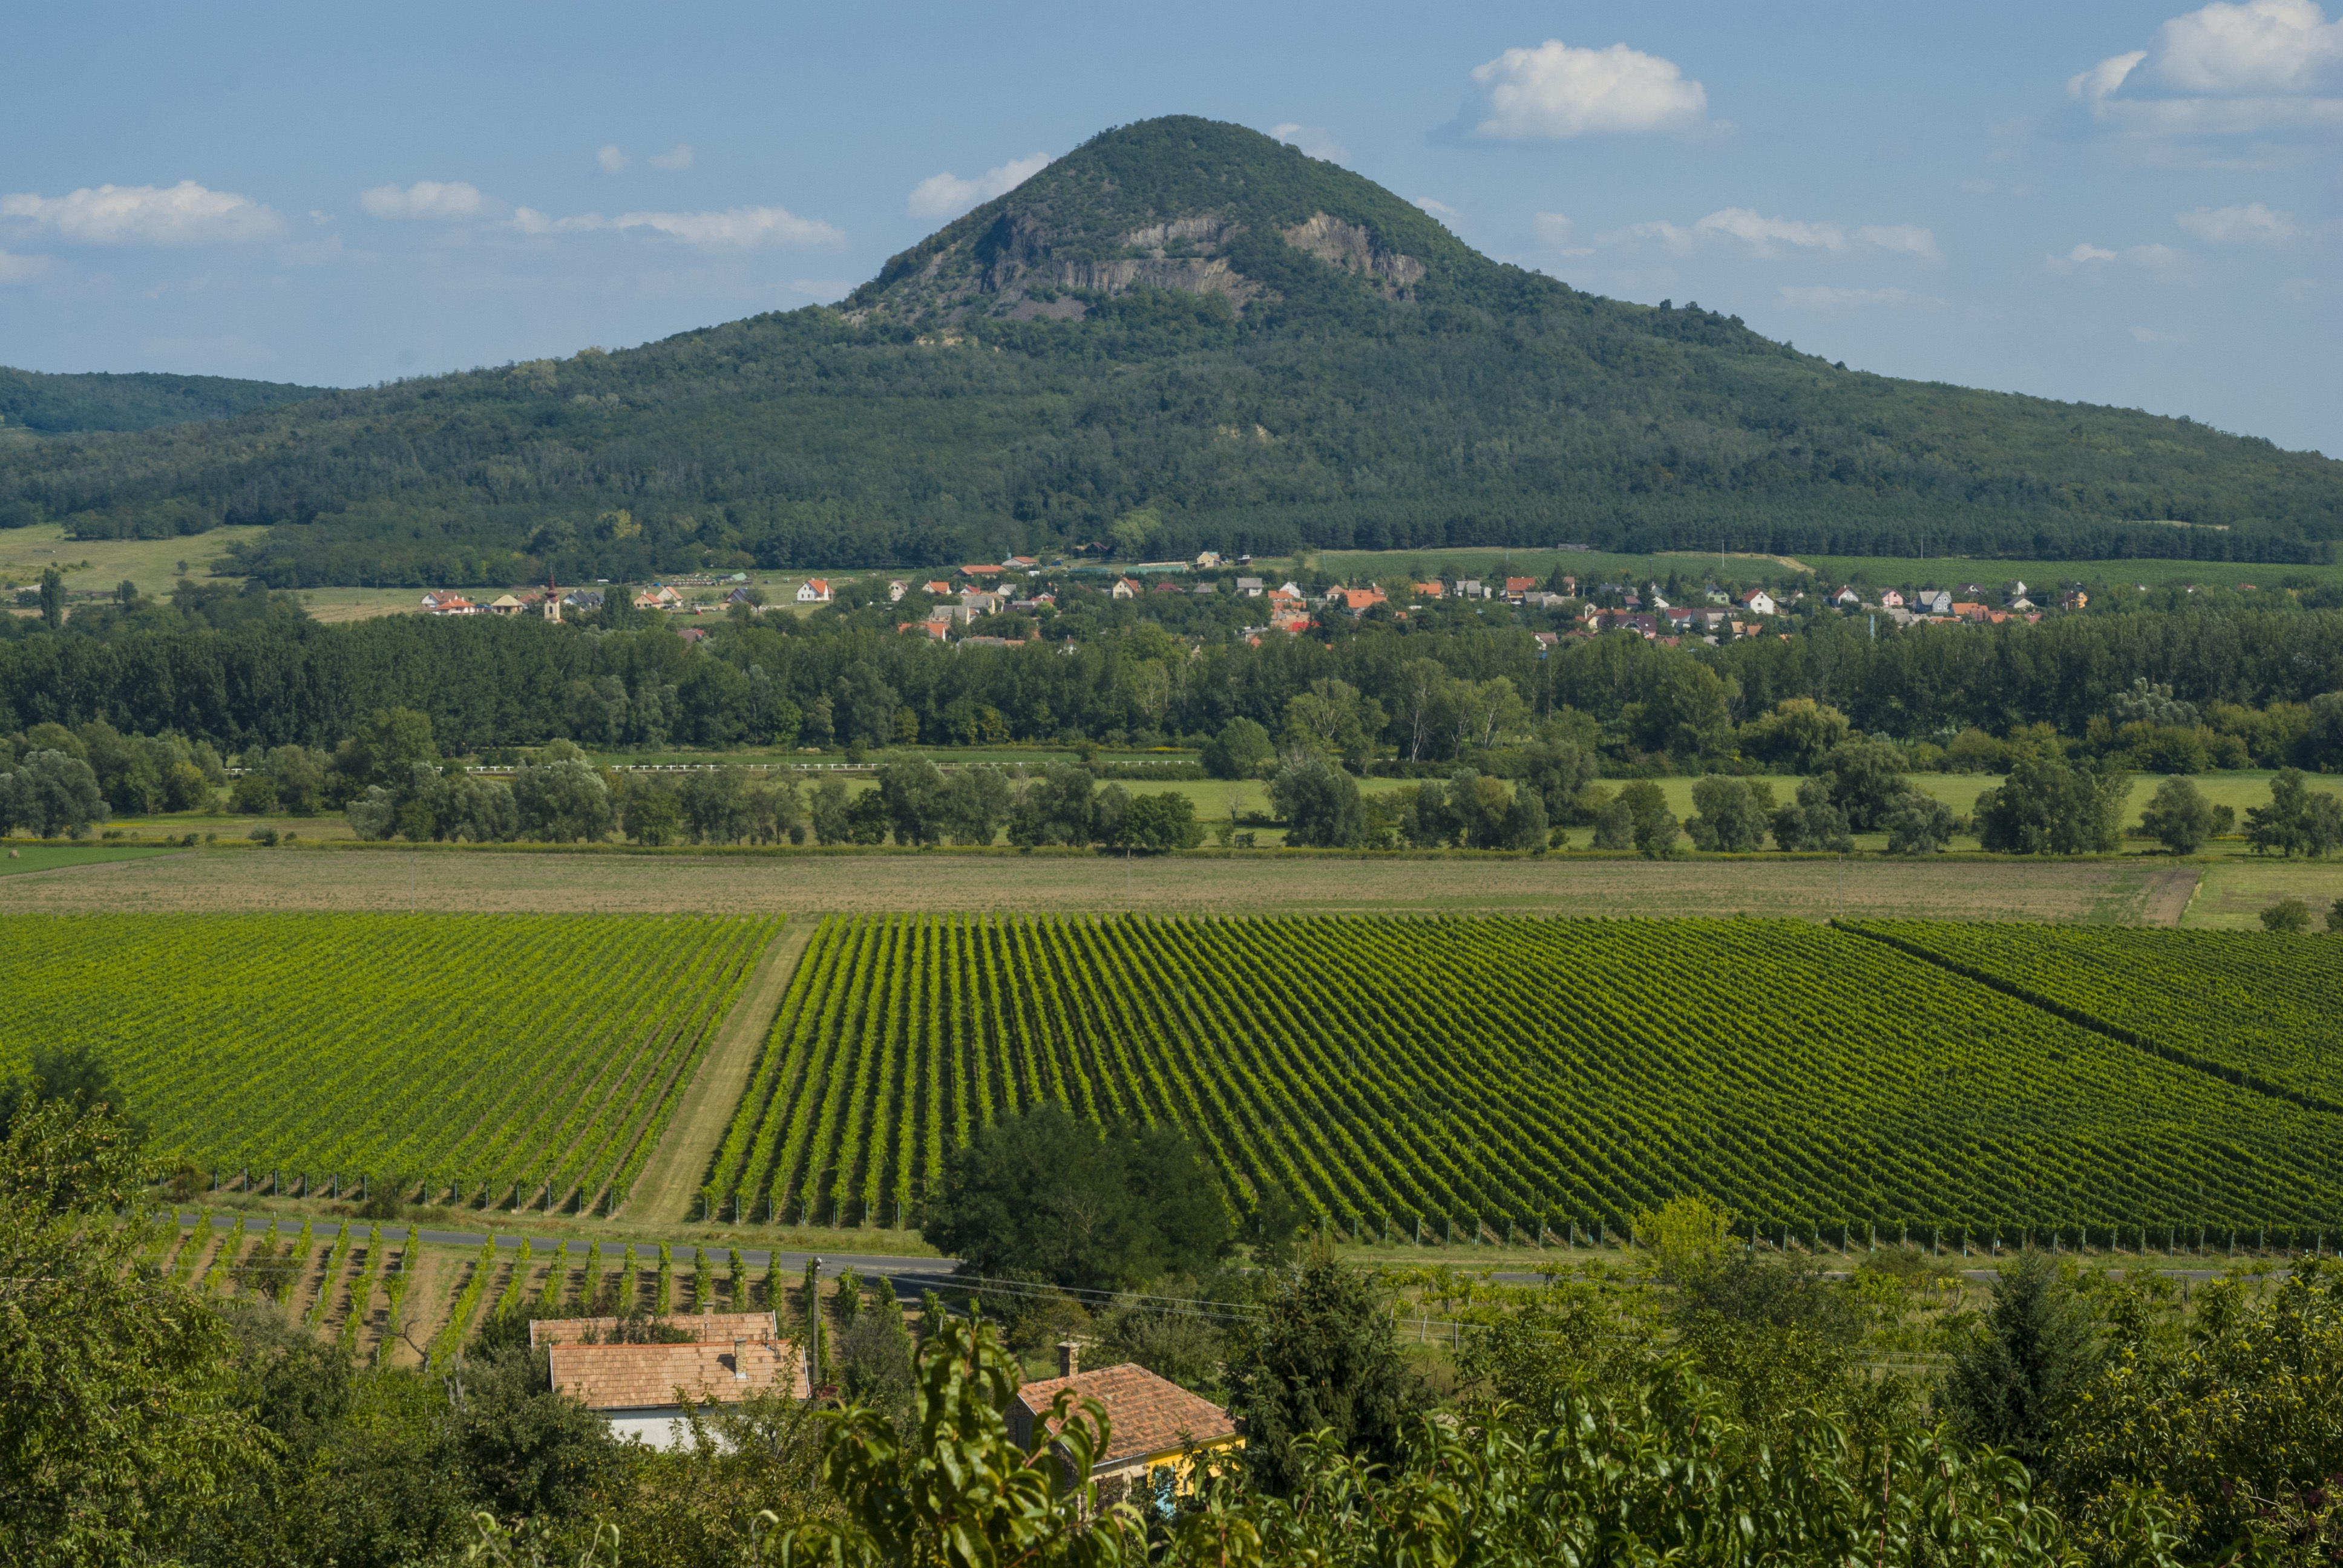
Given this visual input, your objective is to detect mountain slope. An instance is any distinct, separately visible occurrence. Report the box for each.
[0,366,329,436]
[0,116,2334,584]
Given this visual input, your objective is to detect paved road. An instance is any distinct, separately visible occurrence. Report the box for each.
[168,1210,960,1293]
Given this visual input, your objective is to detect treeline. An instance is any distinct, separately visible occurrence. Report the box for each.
[0,365,327,439]
[5,581,2343,780]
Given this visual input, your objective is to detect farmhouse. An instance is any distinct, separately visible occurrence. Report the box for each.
[1324,586,1386,615]
[535,1312,808,1452]
[796,579,833,604]
[1010,1344,1239,1498]
[1235,577,1265,596]
[1735,589,1778,616]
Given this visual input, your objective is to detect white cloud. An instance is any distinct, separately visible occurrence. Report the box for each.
[906,153,1052,221]
[1467,38,1708,138]
[2070,50,2150,100]
[614,204,842,249]
[2155,0,2343,91]
[1270,123,1345,160]
[1778,286,1947,310]
[2178,200,2303,240]
[359,180,484,220]
[1857,223,1942,260]
[509,206,605,237]
[1414,197,1461,220]
[597,146,628,175]
[1532,211,1574,245]
[0,249,51,283]
[2053,241,2120,267]
[2128,241,2191,268]
[0,180,280,244]
[2131,324,2186,340]
[2070,1,2343,133]
[1694,207,1847,252]
[648,145,693,171]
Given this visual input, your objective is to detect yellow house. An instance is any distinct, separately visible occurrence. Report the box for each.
[1010,1345,1241,1501]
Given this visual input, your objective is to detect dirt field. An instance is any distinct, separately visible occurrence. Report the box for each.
[0,843,2193,923]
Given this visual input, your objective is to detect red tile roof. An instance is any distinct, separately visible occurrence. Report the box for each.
[531,1312,778,1348]
[546,1336,809,1410]
[1014,1363,1237,1470]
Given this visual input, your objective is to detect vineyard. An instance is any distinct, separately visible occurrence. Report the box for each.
[1848,921,2343,1109]
[0,913,779,1212]
[704,915,2343,1237]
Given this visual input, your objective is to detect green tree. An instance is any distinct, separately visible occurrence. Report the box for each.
[939,766,1012,845]
[0,749,109,838]
[1737,697,1851,773]
[2260,897,2312,933]
[1201,717,1275,780]
[1820,741,1915,831]
[38,565,64,630]
[876,754,948,845]
[1006,765,1095,848]
[1113,791,1203,852]
[621,780,684,845]
[1938,1249,2099,1472]
[1616,779,1680,858]
[920,1105,1230,1292]
[2138,774,2218,855]
[1884,794,1956,855]
[2245,768,2343,858]
[1221,1246,1426,1495]
[1685,776,1774,851]
[1772,777,1853,851]
[1975,750,2129,855]
[808,777,851,844]
[1269,753,1364,848]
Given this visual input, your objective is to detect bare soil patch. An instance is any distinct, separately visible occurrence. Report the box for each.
[2,845,2174,924]
[2136,866,2201,927]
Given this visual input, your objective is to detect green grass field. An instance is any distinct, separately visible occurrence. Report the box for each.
[0,521,265,595]
[711,913,2343,1233]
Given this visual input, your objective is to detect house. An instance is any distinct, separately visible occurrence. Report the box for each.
[726,586,759,606]
[1913,589,1953,616]
[961,590,1005,616]
[1195,551,1223,569]
[1191,581,1218,595]
[796,579,832,604]
[2060,589,2090,610]
[1533,631,1561,650]
[1878,590,1906,609]
[1324,586,1387,615]
[1011,1344,1239,1498]
[1453,579,1487,599]
[1234,577,1265,597]
[2009,595,2036,612]
[1151,579,1182,595]
[899,618,951,639]
[958,564,1005,580]
[1264,588,1305,616]
[1833,585,1861,607]
[485,593,528,616]
[425,593,483,616]
[678,627,709,645]
[1504,576,1538,598]
[1951,601,1990,621]
[634,586,684,611]
[1518,592,1572,610]
[2007,580,2030,599]
[1005,555,1039,570]
[537,1313,807,1452]
[1412,581,1444,599]
[922,580,953,596]
[1278,581,1303,596]
[886,580,909,603]
[561,589,603,612]
[1111,578,1141,600]
[1735,589,1778,617]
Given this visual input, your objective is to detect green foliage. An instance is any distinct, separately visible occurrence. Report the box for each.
[0,913,778,1211]
[1684,775,1774,852]
[1113,789,1202,852]
[2261,897,2313,933]
[0,364,325,437]
[1939,1250,2099,1470]
[1201,717,1274,780]
[922,1103,1231,1292]
[1221,1247,1426,1495]
[2245,766,2343,857]
[1615,778,1681,858]
[2138,774,2219,854]
[1268,753,1363,847]
[1975,750,2129,854]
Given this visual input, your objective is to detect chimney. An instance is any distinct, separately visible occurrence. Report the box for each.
[732,1338,748,1381]
[1057,1341,1079,1380]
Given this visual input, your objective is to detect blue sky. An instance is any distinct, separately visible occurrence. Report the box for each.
[4,1,2336,452]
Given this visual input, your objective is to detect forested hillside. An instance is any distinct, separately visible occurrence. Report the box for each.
[1,117,2335,584]
[0,366,327,439]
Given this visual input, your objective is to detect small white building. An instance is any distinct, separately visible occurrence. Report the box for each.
[796,579,832,604]
[1735,589,1778,616]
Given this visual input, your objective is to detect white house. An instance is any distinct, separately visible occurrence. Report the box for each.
[796,579,832,604]
[1735,589,1778,616]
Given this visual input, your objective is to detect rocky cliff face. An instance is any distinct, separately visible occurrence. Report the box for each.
[845,117,1460,325]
